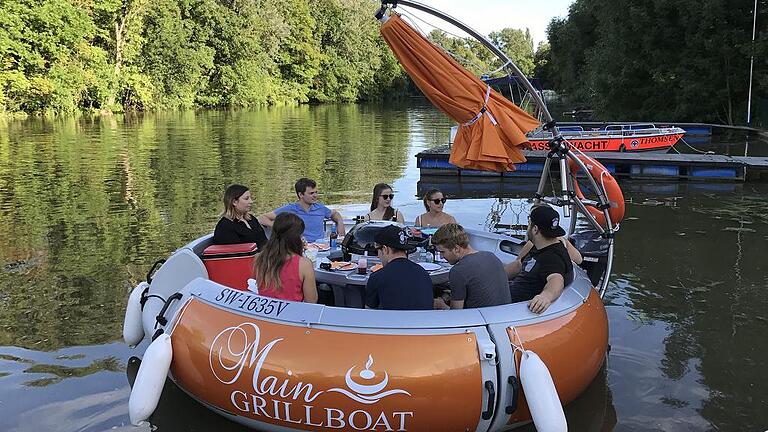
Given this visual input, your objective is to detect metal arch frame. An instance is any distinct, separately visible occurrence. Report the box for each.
[378,0,616,297]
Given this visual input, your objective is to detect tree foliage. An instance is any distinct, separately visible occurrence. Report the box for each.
[0,0,411,114]
[544,0,768,124]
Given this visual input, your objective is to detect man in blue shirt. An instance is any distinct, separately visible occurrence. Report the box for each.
[365,225,433,310]
[261,178,345,242]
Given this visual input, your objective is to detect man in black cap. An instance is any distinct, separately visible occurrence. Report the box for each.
[365,225,434,310]
[505,205,573,314]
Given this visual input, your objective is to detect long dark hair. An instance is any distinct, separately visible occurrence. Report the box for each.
[222,184,251,220]
[370,183,396,221]
[253,213,304,291]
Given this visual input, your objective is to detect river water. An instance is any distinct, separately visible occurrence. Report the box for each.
[0,103,766,431]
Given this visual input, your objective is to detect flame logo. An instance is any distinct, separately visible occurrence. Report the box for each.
[327,355,410,404]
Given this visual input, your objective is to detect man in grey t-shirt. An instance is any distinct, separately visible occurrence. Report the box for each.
[431,223,511,309]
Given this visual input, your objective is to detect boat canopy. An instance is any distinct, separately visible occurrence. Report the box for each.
[379,14,540,172]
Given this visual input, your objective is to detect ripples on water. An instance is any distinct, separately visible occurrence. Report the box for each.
[1,106,767,431]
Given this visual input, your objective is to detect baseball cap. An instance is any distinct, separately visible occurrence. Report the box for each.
[530,206,566,238]
[374,225,414,251]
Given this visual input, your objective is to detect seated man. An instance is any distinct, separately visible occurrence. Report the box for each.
[431,223,511,309]
[365,225,433,310]
[260,177,345,242]
[505,205,573,314]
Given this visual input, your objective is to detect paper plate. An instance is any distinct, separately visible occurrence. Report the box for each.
[331,261,356,271]
[307,243,330,252]
[418,262,442,271]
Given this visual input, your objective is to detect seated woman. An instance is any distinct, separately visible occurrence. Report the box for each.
[252,213,318,303]
[415,189,457,227]
[365,183,404,223]
[212,184,267,249]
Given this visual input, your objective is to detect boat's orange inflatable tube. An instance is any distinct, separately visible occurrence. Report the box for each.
[163,288,607,431]
[507,288,608,425]
[569,155,625,227]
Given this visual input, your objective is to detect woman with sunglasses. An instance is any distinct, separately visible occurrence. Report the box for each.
[365,183,404,223]
[415,189,456,227]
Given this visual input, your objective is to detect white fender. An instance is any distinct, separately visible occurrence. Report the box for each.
[519,350,567,432]
[129,333,173,426]
[123,282,148,347]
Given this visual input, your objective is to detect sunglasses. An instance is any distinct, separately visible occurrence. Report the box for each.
[380,194,395,200]
[431,198,447,204]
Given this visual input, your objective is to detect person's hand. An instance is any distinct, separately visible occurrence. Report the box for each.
[433,297,450,310]
[528,293,552,314]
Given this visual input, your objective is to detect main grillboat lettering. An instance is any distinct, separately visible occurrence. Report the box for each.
[210,322,414,430]
[214,288,289,316]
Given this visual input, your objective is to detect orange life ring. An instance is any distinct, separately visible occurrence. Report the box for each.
[568,155,625,227]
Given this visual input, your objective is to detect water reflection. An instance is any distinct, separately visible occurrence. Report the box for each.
[0,104,432,350]
[609,182,768,431]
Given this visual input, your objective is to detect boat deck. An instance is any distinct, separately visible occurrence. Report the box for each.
[416,145,768,182]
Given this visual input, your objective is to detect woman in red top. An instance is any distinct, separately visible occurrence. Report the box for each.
[253,213,318,303]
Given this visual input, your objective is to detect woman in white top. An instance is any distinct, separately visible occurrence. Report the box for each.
[365,183,404,223]
[415,189,456,227]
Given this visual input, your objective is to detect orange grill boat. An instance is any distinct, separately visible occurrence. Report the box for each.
[123,228,609,431]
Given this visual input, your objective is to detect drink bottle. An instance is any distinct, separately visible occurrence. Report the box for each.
[329,225,338,249]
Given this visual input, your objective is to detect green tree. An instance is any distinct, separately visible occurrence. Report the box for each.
[489,28,535,77]
[546,0,768,124]
[533,42,552,88]
[0,0,113,113]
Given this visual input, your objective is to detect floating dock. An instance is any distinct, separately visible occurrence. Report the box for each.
[416,145,768,182]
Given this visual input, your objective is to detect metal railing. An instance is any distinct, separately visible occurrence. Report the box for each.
[378,0,618,297]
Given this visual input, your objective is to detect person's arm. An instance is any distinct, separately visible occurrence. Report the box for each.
[395,210,405,224]
[330,209,345,236]
[299,257,318,303]
[415,214,422,226]
[447,213,457,224]
[562,237,583,264]
[448,270,467,309]
[504,260,522,278]
[433,297,450,310]
[506,240,534,278]
[528,273,565,314]
[253,219,268,250]
[364,275,380,309]
[518,241,534,261]
[259,211,277,227]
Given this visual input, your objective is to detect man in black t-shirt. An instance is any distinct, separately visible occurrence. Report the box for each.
[505,206,573,314]
[365,225,433,310]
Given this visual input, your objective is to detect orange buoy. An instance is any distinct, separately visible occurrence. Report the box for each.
[568,155,625,227]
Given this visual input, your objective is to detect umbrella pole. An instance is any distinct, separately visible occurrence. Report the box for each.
[378,0,557,130]
[377,0,616,238]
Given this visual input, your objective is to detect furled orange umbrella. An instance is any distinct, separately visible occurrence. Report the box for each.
[380,14,540,172]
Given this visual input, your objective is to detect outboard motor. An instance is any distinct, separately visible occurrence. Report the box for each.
[571,229,611,286]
